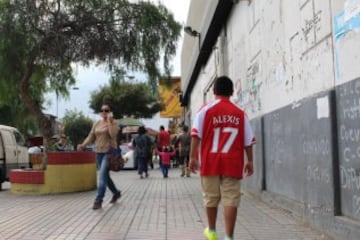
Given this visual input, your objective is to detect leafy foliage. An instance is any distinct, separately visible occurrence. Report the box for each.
[0,0,181,144]
[89,76,162,118]
[0,101,40,137]
[62,110,93,149]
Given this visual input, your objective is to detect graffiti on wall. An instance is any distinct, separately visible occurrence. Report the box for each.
[302,9,322,45]
[333,0,360,80]
[333,5,360,44]
[234,61,262,113]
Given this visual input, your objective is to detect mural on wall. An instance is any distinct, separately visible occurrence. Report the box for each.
[158,78,183,118]
[234,61,262,113]
[333,0,360,80]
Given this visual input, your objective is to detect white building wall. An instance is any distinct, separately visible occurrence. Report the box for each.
[189,50,218,124]
[183,0,360,121]
[225,0,337,119]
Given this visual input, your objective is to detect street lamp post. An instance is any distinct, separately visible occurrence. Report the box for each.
[56,92,59,119]
[184,26,201,51]
[56,87,79,119]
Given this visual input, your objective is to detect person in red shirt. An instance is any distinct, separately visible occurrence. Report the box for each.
[157,125,171,150]
[189,76,255,240]
[156,146,175,178]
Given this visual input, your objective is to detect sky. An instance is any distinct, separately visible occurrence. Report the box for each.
[44,0,190,130]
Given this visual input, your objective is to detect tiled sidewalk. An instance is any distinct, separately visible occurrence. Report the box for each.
[0,168,332,240]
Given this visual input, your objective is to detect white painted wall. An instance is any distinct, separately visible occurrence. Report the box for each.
[226,0,337,119]
[183,0,360,120]
[189,50,218,124]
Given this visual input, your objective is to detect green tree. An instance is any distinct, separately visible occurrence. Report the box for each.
[89,70,162,118]
[0,100,40,138]
[62,110,93,150]
[0,0,181,154]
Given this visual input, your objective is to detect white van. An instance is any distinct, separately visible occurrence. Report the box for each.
[0,125,29,190]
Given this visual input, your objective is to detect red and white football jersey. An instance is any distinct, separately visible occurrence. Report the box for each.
[191,97,255,179]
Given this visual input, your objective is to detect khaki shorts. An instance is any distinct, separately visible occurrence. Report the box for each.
[201,176,241,207]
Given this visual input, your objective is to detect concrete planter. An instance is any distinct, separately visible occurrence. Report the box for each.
[10,152,97,195]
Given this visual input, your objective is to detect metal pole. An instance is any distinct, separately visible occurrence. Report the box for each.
[56,92,58,119]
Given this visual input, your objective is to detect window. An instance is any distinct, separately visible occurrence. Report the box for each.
[14,131,26,147]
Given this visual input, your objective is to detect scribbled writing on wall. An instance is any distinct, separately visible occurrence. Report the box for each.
[302,138,330,156]
[337,78,360,220]
[302,10,322,44]
[339,80,360,119]
[340,124,360,163]
[266,112,286,164]
[342,146,360,163]
[303,137,331,184]
[306,165,330,184]
[341,99,360,120]
[234,61,262,113]
[341,166,360,191]
[340,125,360,142]
[353,195,360,217]
[338,78,360,97]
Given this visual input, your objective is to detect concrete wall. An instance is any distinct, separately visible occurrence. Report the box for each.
[182,0,360,239]
[226,0,336,119]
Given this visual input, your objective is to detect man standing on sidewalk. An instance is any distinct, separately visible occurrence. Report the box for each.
[176,125,191,177]
[156,125,170,150]
[189,76,256,240]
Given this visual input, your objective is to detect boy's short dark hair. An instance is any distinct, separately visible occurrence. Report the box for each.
[213,76,233,97]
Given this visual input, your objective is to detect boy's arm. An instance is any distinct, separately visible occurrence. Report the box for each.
[244,146,254,176]
[189,136,200,173]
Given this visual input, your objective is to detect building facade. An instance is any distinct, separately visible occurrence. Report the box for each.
[181,0,360,239]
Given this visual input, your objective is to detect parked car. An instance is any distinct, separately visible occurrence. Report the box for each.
[120,139,137,170]
[118,119,142,170]
[0,125,30,190]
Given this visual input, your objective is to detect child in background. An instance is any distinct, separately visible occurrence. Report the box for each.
[156,146,175,178]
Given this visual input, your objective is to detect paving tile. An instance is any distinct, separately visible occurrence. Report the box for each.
[0,167,332,240]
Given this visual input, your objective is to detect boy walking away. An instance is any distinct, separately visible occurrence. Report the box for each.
[189,76,256,240]
[156,146,175,178]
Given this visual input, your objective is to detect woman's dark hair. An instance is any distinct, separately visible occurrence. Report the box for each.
[101,103,112,110]
[213,76,233,97]
[138,126,146,134]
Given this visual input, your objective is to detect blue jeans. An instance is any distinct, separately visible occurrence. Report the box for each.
[95,153,120,202]
[161,164,169,177]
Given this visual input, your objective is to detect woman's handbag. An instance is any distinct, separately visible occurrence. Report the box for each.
[107,148,124,172]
